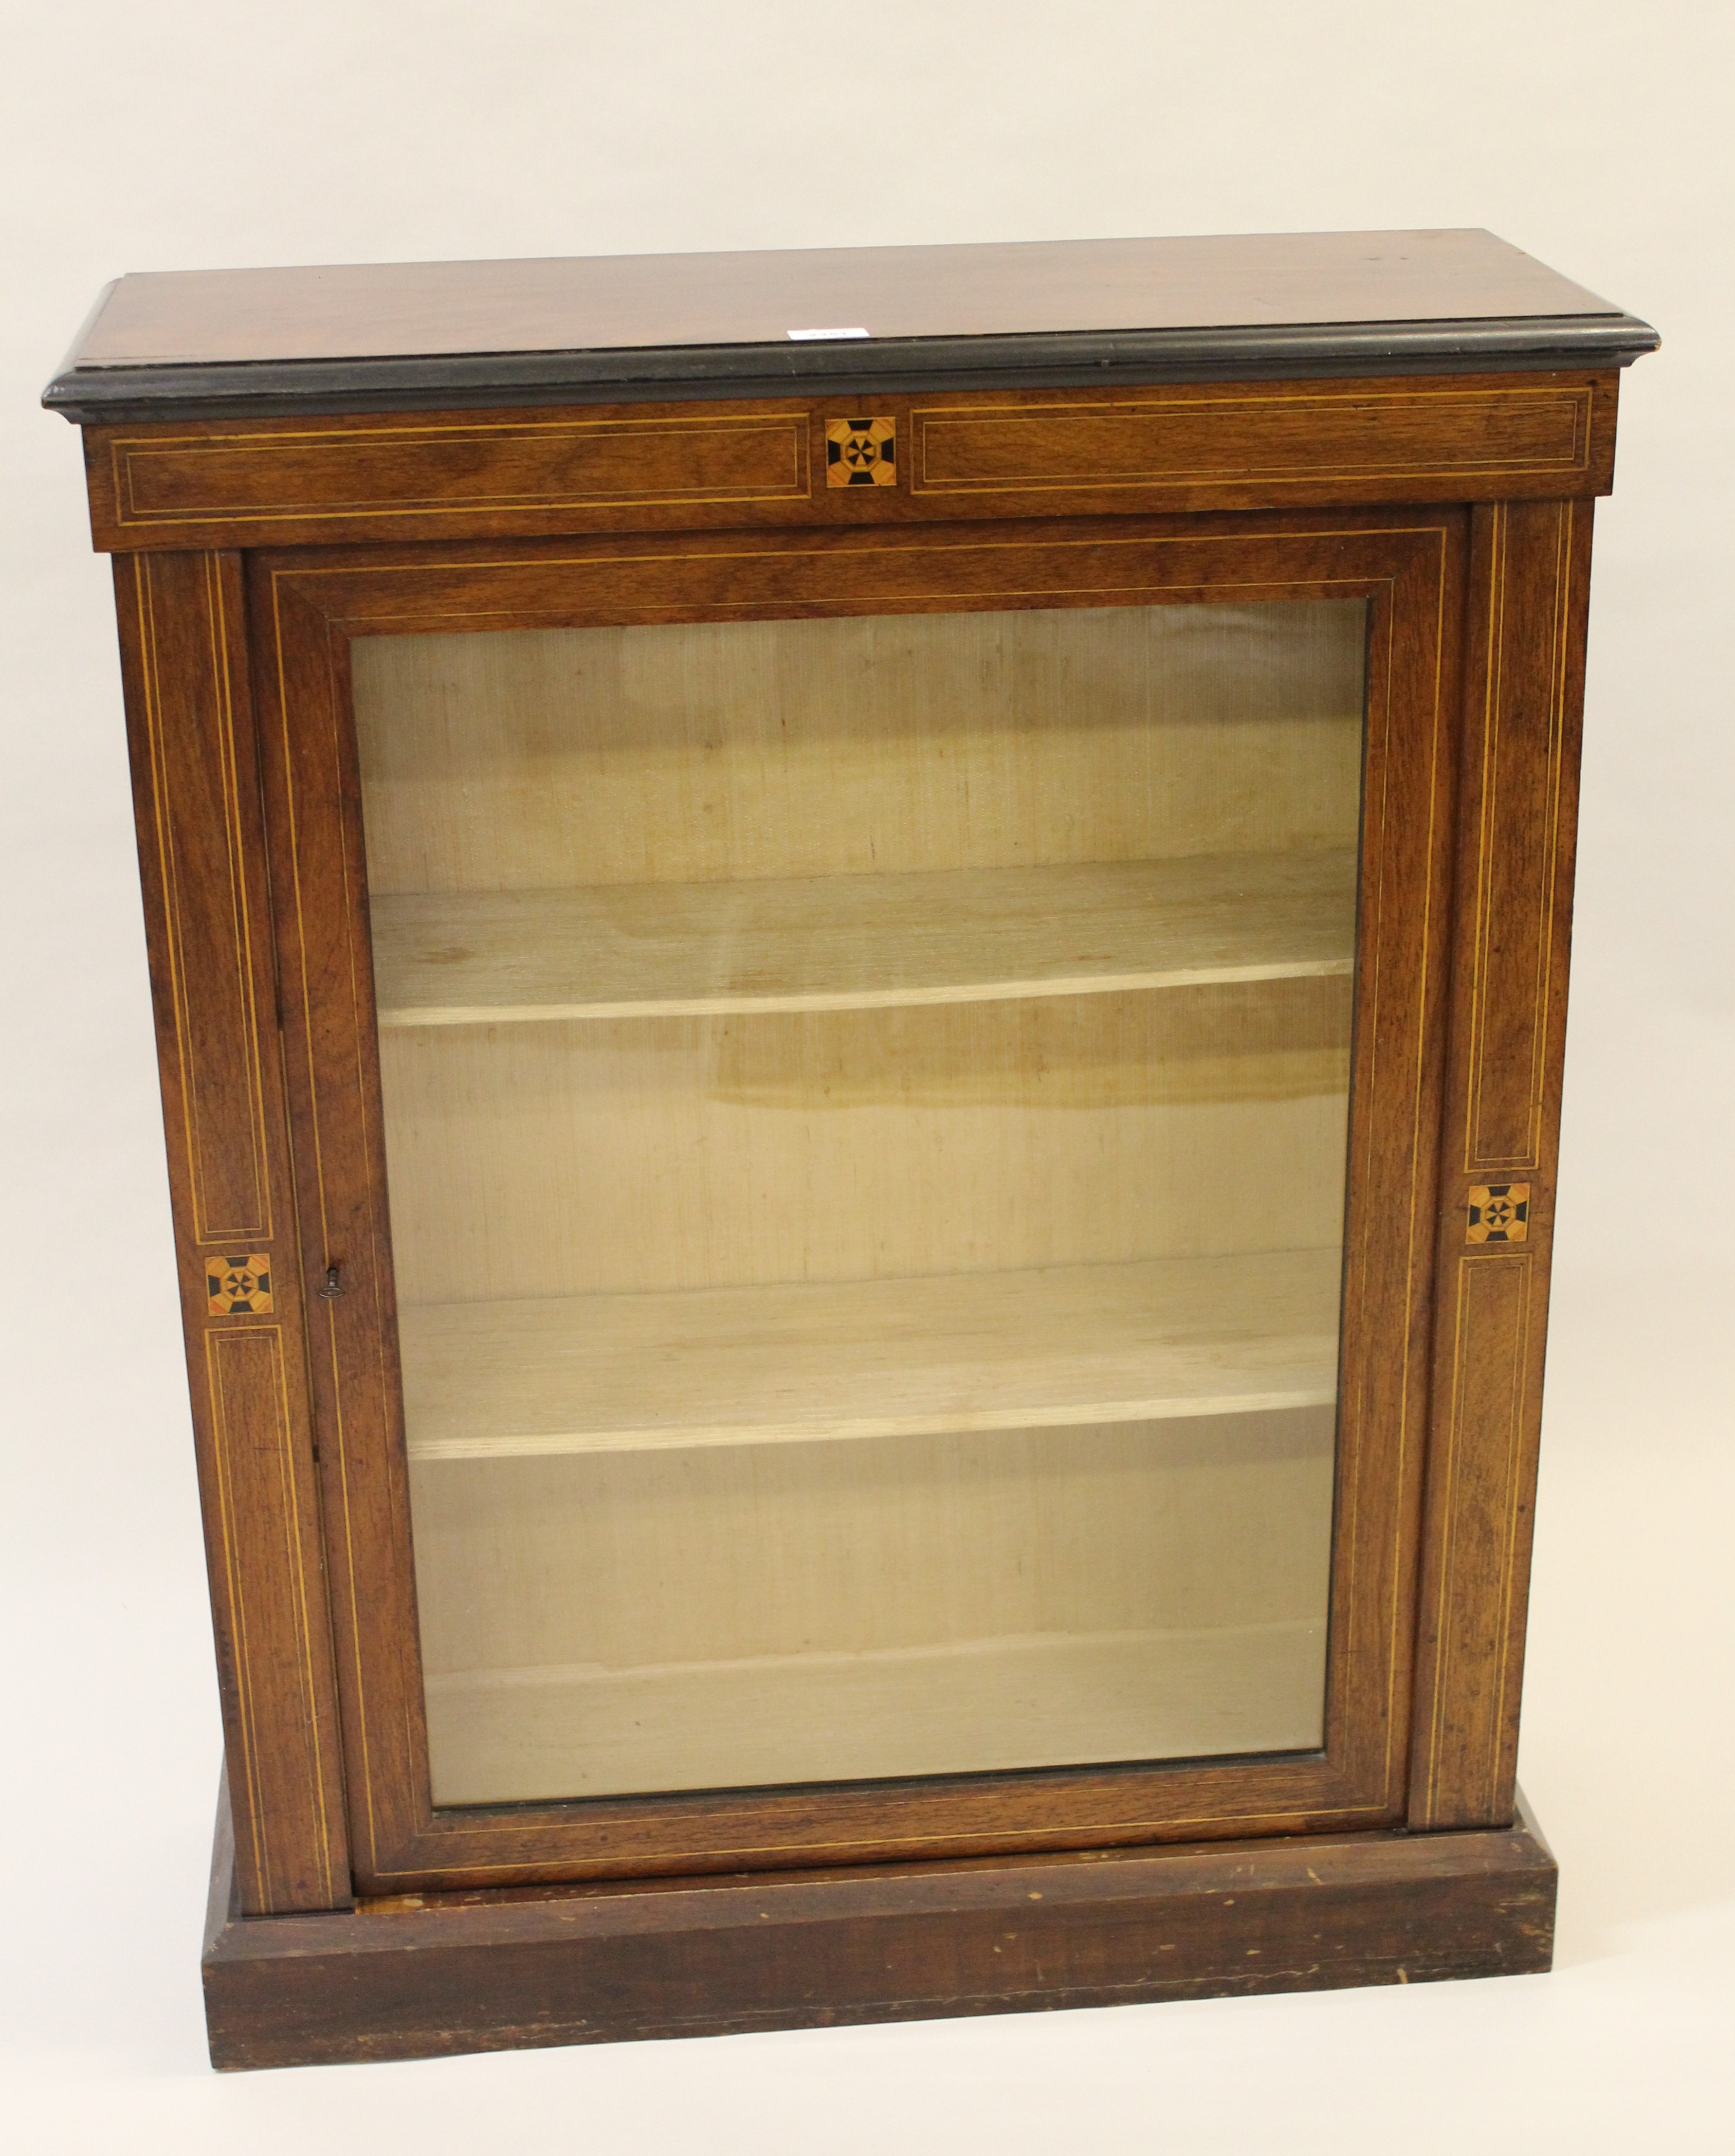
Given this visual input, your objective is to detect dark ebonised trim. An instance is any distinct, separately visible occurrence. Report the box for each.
[44,312,1659,425]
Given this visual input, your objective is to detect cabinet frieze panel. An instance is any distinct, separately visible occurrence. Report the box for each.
[911,382,1596,497]
[98,410,810,540]
[80,371,1617,552]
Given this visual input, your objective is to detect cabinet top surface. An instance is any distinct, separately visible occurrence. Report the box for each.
[47,229,1656,423]
[74,229,1624,365]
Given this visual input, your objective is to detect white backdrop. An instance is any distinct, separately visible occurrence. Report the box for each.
[3,4,1731,2147]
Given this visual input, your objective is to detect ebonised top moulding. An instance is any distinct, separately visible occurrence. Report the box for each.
[44,228,1659,423]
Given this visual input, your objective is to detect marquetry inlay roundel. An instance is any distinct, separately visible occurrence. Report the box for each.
[206,1254,274,1315]
[1466,1185,1529,1244]
[825,416,897,486]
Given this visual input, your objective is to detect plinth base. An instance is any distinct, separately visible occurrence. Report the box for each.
[202,1781,1556,2070]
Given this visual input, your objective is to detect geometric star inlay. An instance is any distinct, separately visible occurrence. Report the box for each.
[1466,1185,1530,1244]
[205,1253,274,1315]
[826,415,897,487]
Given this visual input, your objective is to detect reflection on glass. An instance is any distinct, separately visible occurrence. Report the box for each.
[352,600,1365,1803]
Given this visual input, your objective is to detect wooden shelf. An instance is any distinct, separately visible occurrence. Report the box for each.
[423,1618,1327,1803]
[399,1247,1342,1461]
[372,849,1357,1026]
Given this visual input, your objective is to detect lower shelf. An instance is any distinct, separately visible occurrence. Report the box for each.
[202,1773,1558,2070]
[424,1618,1327,1804]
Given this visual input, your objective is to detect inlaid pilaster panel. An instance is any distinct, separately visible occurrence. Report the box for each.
[115,549,351,1912]
[1410,499,1593,1831]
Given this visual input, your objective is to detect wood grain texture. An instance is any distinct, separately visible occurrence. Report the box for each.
[113,551,350,1914]
[79,371,1618,552]
[910,381,1600,497]
[47,231,1655,429]
[1460,504,1583,1174]
[249,567,423,1905]
[78,231,1624,369]
[90,405,809,547]
[250,509,1460,1892]
[201,1771,1557,2070]
[1410,499,1593,1830]
[121,554,273,1244]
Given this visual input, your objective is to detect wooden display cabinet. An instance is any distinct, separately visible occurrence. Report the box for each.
[46,230,1656,2070]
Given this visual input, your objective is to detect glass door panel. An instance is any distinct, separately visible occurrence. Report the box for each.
[350,598,1366,1805]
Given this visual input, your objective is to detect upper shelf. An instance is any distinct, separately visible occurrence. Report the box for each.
[399,1246,1342,1462]
[44,229,1658,423]
[370,848,1358,1027]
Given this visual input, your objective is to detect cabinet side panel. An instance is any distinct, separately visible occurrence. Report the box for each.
[1410,500,1590,1829]
[114,550,352,1911]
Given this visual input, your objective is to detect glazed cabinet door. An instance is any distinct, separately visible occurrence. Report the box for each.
[251,509,1464,1892]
